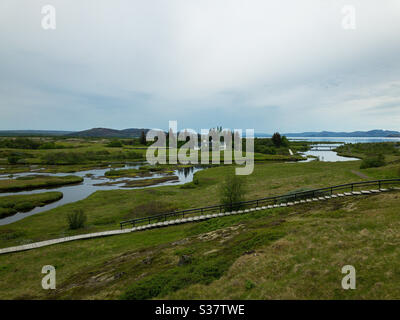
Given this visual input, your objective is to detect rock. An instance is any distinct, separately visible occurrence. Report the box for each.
[178,255,192,266]
[114,272,126,280]
[142,257,153,265]
[244,250,255,255]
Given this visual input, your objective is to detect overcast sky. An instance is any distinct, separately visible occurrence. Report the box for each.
[1,0,400,133]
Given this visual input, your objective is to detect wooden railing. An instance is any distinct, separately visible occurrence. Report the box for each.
[120,178,400,229]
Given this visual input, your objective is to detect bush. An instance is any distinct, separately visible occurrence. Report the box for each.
[38,142,59,149]
[7,155,20,164]
[106,140,123,148]
[245,280,255,290]
[219,173,247,211]
[67,209,87,230]
[360,154,386,169]
[0,138,40,149]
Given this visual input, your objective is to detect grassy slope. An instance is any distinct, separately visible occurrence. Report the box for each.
[0,191,399,299]
[165,192,400,300]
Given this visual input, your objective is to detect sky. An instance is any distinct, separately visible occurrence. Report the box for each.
[1,0,400,133]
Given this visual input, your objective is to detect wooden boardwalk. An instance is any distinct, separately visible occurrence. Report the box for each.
[0,188,393,255]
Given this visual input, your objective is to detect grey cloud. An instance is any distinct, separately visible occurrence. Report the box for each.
[0,0,400,131]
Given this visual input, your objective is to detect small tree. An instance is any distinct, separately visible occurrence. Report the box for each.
[219,173,247,211]
[67,209,87,230]
[271,132,282,148]
[140,131,146,145]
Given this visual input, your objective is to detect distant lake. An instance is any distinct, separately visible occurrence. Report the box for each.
[288,137,400,143]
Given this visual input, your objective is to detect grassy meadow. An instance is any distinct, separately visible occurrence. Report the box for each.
[0,136,400,299]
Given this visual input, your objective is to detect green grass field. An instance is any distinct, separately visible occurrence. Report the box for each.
[0,138,400,300]
[0,189,399,299]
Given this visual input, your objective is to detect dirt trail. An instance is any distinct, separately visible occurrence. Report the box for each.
[351,170,370,179]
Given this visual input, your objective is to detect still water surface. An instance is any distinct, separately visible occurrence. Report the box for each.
[0,163,202,225]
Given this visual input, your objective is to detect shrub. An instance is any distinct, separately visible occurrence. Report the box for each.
[38,142,58,149]
[67,209,87,230]
[219,173,247,211]
[245,280,255,290]
[0,138,40,149]
[7,155,20,164]
[360,154,386,169]
[106,140,123,148]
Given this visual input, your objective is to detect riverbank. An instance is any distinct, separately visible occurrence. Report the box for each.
[0,175,83,193]
[0,192,63,218]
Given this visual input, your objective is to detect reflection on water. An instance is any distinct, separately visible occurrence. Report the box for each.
[176,166,195,178]
[0,163,204,225]
[289,136,400,162]
[300,150,359,162]
[299,143,359,162]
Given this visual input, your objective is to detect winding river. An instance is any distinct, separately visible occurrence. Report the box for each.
[0,163,203,225]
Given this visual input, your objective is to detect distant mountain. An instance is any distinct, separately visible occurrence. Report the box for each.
[282,130,400,138]
[0,130,74,136]
[67,128,151,138]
